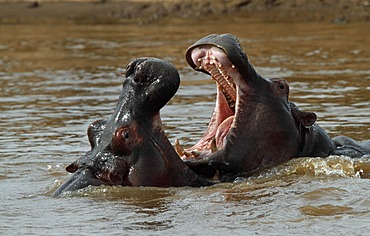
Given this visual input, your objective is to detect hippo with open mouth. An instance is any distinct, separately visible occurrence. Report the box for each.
[53,58,209,197]
[178,34,370,181]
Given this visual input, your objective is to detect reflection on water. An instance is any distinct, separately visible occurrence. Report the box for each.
[0,20,369,234]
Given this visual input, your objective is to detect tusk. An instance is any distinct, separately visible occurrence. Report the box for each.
[211,136,218,153]
[175,139,184,156]
[175,139,193,158]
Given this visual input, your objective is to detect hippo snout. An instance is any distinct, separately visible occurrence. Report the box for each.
[52,57,208,196]
[52,168,104,197]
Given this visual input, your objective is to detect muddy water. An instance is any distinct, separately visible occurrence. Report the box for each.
[0,20,369,234]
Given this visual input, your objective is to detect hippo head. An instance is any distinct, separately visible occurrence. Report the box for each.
[179,34,319,180]
[53,58,206,197]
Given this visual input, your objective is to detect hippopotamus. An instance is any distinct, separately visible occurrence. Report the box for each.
[53,58,209,197]
[178,34,370,181]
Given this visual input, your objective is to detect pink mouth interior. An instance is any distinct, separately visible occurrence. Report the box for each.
[177,45,242,159]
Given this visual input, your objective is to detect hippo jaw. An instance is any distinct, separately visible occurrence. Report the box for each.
[180,34,314,180]
[176,45,244,159]
[53,58,205,197]
[177,33,266,161]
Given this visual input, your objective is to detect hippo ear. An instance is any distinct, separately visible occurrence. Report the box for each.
[66,161,79,173]
[289,102,317,127]
[87,120,107,149]
[298,111,317,127]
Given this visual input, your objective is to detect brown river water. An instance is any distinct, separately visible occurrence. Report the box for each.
[0,19,369,234]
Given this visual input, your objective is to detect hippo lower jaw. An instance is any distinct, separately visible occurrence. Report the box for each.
[176,45,244,159]
[52,168,104,197]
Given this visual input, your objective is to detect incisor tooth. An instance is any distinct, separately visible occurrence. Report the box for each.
[184,151,193,158]
[191,151,201,158]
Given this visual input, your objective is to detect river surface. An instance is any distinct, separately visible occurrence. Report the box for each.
[0,19,369,235]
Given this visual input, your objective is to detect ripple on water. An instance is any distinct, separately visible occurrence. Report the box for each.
[0,22,369,235]
[299,204,353,216]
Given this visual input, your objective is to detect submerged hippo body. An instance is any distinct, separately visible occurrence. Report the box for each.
[53,58,208,197]
[179,34,369,181]
[332,136,370,157]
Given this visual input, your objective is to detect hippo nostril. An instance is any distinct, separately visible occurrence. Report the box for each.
[125,58,148,78]
[133,65,155,85]
[133,67,147,84]
[125,63,135,77]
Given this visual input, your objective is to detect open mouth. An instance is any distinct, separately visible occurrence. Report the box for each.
[176,45,243,159]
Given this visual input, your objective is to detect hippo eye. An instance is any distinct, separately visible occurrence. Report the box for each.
[123,131,129,139]
[278,83,285,90]
[111,126,132,156]
[271,79,289,97]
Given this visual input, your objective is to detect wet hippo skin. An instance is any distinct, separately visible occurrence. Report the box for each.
[53,58,210,197]
[179,34,370,181]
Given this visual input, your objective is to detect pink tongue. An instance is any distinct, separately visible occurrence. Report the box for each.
[215,115,234,148]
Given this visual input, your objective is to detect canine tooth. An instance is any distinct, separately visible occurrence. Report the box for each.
[218,64,222,68]
[197,58,202,62]
[198,66,203,70]
[231,64,235,69]
[175,139,194,158]
[175,139,185,156]
[211,136,218,153]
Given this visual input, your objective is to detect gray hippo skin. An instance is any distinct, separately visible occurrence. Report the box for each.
[179,34,369,181]
[53,58,209,197]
